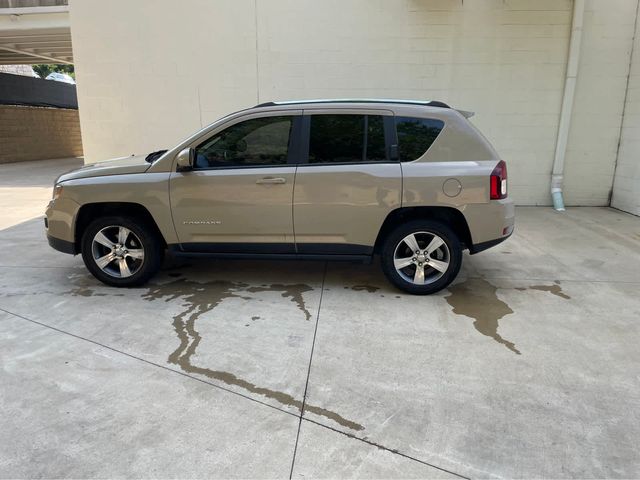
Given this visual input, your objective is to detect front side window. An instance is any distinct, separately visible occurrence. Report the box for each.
[194,116,293,168]
[308,114,388,164]
[395,117,445,162]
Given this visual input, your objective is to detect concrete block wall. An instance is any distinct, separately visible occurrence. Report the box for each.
[612,3,640,216]
[68,0,640,209]
[0,105,83,163]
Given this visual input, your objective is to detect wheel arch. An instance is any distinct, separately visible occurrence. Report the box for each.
[75,202,167,252]
[374,206,473,253]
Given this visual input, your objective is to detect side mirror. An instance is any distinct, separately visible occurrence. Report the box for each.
[176,147,194,171]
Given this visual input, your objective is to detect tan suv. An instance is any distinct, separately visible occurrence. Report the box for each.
[45,99,514,294]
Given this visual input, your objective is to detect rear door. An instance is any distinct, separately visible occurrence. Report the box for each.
[292,109,402,254]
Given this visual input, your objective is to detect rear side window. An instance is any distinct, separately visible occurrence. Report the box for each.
[308,114,388,164]
[395,117,444,162]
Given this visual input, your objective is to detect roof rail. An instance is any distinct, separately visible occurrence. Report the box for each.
[254,99,452,109]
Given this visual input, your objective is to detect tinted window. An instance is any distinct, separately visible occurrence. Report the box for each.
[194,116,292,168]
[308,114,387,164]
[395,117,444,162]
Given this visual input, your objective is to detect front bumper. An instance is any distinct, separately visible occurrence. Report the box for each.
[44,196,80,254]
[47,231,77,255]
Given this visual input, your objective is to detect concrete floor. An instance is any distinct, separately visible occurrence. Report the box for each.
[1,159,639,478]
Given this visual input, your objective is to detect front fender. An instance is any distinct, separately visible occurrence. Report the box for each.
[57,172,177,245]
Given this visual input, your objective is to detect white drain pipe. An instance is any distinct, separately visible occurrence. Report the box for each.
[551,0,585,211]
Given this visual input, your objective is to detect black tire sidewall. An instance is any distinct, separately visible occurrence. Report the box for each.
[381,220,462,295]
[80,216,162,287]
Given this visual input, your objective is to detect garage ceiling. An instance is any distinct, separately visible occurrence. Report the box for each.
[0,4,72,65]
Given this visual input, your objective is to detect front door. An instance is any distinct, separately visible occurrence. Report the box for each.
[170,111,302,252]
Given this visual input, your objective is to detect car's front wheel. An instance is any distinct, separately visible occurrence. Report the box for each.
[381,220,462,295]
[80,216,163,287]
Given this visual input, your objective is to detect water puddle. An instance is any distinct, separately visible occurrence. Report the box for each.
[445,278,520,355]
[141,277,364,431]
[446,278,572,355]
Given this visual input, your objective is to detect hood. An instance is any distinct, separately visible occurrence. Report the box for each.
[56,155,151,183]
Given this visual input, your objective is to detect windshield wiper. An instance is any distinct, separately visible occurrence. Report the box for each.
[145,149,168,163]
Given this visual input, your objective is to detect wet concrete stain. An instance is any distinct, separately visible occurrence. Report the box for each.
[246,284,312,321]
[347,284,380,293]
[515,283,571,300]
[530,284,571,299]
[445,278,520,355]
[141,277,364,431]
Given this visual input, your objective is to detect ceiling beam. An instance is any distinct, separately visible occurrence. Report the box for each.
[0,33,69,40]
[0,56,39,61]
[12,40,71,46]
[0,6,69,16]
[0,43,72,64]
[32,46,72,52]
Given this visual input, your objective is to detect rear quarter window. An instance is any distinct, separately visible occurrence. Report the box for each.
[395,117,445,162]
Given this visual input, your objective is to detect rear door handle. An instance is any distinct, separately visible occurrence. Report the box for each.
[256,177,286,184]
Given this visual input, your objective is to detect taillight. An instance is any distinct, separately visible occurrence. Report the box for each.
[490,160,507,200]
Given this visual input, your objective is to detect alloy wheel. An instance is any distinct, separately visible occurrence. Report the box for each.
[91,225,145,278]
[393,231,450,285]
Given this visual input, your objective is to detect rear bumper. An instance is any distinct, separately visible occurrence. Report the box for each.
[469,227,513,254]
[462,197,515,250]
[47,232,77,255]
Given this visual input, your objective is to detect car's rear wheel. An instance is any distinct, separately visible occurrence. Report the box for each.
[80,216,162,287]
[381,220,462,295]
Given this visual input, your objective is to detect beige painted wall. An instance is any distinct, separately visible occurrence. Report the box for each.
[0,105,83,163]
[612,3,640,216]
[564,0,638,207]
[69,0,639,208]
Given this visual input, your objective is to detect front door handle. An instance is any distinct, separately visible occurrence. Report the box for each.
[256,177,286,185]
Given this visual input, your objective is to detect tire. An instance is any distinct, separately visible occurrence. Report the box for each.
[381,220,462,295]
[80,215,163,287]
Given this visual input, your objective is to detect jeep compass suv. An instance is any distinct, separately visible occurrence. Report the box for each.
[45,99,514,294]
